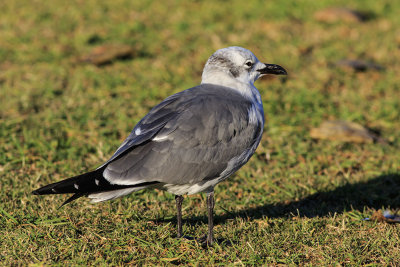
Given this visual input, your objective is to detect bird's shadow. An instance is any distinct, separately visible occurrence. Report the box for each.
[157,173,400,226]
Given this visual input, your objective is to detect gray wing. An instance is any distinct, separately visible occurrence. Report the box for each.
[102,84,262,185]
[101,90,184,165]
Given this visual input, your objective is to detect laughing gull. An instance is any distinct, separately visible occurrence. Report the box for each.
[32,46,287,245]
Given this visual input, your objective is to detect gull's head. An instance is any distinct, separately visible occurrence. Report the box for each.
[201,46,287,87]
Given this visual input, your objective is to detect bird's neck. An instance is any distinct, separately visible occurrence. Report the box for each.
[201,72,262,107]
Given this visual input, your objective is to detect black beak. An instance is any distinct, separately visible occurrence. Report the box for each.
[258,63,287,75]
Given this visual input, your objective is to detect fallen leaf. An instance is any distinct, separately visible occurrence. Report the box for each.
[80,44,137,66]
[314,7,371,23]
[335,59,384,72]
[365,210,400,223]
[310,120,382,143]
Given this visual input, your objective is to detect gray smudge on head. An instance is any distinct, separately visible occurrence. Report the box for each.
[208,55,240,78]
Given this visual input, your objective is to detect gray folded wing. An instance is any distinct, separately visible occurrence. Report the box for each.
[102,84,262,186]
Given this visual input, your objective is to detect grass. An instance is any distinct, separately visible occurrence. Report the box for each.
[1,0,400,265]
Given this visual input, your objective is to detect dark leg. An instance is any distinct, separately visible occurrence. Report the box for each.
[175,195,184,238]
[206,191,215,245]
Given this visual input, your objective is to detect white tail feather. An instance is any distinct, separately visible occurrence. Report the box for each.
[88,187,146,202]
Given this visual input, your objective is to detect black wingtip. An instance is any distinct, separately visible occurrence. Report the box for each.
[58,193,85,209]
[31,183,59,195]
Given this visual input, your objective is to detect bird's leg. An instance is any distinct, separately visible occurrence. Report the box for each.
[175,195,184,238]
[206,191,215,245]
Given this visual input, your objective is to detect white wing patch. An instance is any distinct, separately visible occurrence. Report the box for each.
[152,134,170,142]
[135,127,141,135]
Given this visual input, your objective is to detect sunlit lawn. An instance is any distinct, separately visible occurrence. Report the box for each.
[1,0,400,265]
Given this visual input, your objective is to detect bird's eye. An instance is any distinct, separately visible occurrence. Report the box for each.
[245,61,253,67]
